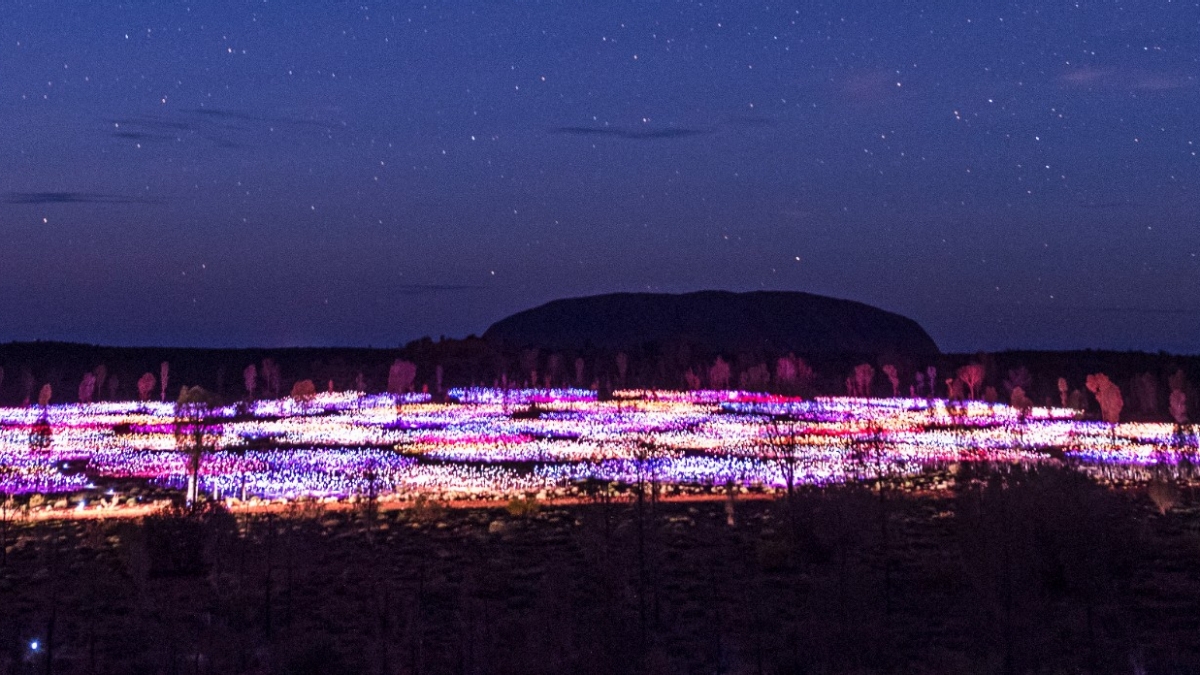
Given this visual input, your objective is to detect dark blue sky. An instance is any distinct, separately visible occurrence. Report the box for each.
[2,1,1198,352]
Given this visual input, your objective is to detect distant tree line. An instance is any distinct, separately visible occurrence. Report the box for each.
[0,339,1196,423]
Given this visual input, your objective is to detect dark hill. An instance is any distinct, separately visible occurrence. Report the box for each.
[483,291,940,355]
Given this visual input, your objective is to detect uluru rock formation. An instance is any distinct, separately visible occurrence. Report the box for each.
[483,291,939,355]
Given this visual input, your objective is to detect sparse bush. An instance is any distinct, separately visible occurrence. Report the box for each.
[1148,478,1180,515]
[141,500,236,578]
[506,493,541,517]
[408,494,445,523]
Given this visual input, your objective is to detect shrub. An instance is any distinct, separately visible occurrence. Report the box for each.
[141,500,236,578]
[506,493,541,517]
[1148,478,1180,515]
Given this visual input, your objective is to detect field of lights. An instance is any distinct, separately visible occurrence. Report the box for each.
[0,388,1195,509]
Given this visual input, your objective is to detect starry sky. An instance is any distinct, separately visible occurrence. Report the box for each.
[2,1,1198,353]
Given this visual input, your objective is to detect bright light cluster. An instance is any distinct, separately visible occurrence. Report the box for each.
[0,389,1194,505]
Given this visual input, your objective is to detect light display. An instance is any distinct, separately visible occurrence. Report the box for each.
[0,389,1194,509]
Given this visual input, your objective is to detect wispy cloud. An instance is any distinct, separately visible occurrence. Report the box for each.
[104,108,346,149]
[112,131,174,142]
[1087,305,1200,316]
[182,108,345,132]
[393,284,484,296]
[548,126,709,140]
[723,115,779,128]
[1076,200,1139,210]
[1060,67,1194,92]
[0,192,156,205]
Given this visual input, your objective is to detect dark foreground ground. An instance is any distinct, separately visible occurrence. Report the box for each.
[2,466,1200,675]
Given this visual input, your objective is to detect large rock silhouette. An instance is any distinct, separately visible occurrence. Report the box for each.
[484,291,939,355]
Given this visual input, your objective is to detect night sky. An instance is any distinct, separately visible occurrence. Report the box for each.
[2,2,1198,353]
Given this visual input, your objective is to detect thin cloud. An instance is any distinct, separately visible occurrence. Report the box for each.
[112,131,174,142]
[1086,306,1200,316]
[548,126,709,140]
[1076,200,1139,210]
[393,284,484,296]
[183,108,345,132]
[1060,67,1194,92]
[0,192,157,205]
[103,108,346,150]
[106,116,194,132]
[724,115,779,128]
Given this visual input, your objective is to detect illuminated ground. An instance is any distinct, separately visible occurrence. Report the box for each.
[0,388,1194,511]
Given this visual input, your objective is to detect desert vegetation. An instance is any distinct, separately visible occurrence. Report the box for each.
[2,464,1200,674]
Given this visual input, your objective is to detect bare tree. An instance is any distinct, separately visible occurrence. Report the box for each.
[1003,366,1032,398]
[774,354,815,396]
[1009,386,1033,412]
[546,353,563,387]
[574,357,586,386]
[160,361,170,402]
[683,369,701,390]
[1169,390,1187,425]
[764,415,803,510]
[1131,372,1158,415]
[175,386,221,507]
[1057,377,1069,407]
[739,363,770,391]
[243,363,258,400]
[261,358,282,397]
[882,364,901,397]
[1168,369,1190,434]
[631,437,664,652]
[77,372,97,404]
[852,363,875,397]
[775,355,798,390]
[708,356,731,390]
[92,364,107,402]
[520,348,540,387]
[946,377,965,400]
[615,352,629,387]
[38,383,52,407]
[20,368,35,406]
[29,406,52,451]
[957,363,986,400]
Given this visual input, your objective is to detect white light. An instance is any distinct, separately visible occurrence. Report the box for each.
[30,641,39,651]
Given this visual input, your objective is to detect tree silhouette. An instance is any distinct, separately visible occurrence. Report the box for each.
[956,363,985,400]
[387,359,417,394]
[852,363,875,397]
[137,372,156,402]
[709,356,731,390]
[882,364,901,397]
[243,363,258,400]
[77,372,96,404]
[175,385,222,507]
[1085,373,1124,425]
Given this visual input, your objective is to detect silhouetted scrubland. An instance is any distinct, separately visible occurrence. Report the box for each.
[2,465,1200,674]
